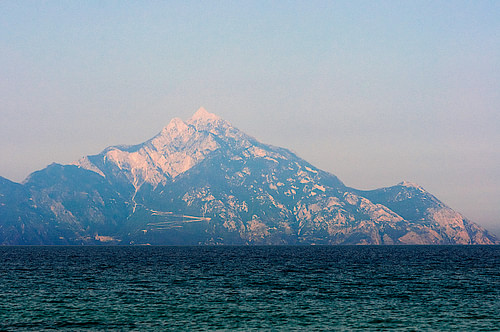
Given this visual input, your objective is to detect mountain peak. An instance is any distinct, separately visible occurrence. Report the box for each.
[187,107,232,134]
[190,107,220,122]
[398,181,424,190]
[161,117,189,135]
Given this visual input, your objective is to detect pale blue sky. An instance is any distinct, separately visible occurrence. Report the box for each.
[1,1,499,233]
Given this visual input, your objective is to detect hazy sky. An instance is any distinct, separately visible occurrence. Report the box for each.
[1,1,499,233]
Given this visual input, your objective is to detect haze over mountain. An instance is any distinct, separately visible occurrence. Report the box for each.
[0,108,497,245]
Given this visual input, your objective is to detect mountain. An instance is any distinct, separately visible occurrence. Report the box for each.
[0,108,497,245]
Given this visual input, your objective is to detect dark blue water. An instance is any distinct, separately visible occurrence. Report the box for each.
[0,246,499,331]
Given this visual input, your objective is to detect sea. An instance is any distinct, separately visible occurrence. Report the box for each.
[0,246,498,331]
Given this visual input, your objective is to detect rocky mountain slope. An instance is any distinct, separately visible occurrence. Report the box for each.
[0,108,497,245]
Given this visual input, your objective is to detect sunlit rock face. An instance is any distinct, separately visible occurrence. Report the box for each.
[0,108,498,245]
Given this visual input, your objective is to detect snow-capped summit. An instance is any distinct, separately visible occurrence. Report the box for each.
[162,117,189,135]
[75,109,226,190]
[187,107,232,136]
[189,107,220,122]
[158,107,224,140]
[398,181,423,189]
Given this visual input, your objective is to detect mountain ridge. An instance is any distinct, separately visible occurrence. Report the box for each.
[0,108,497,245]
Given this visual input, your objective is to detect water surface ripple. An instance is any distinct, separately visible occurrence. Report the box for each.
[0,246,498,331]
